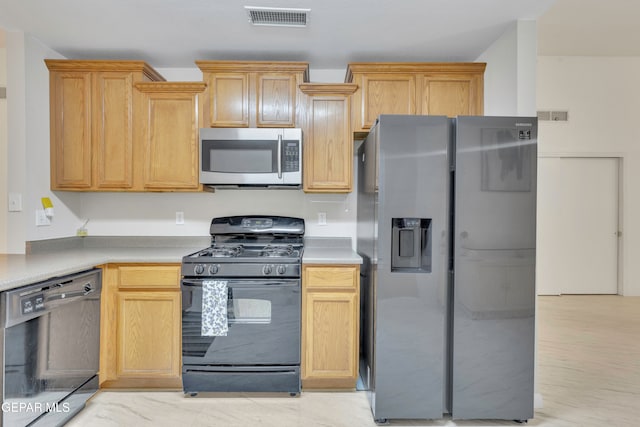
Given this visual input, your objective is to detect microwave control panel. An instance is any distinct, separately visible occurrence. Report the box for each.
[283,141,300,172]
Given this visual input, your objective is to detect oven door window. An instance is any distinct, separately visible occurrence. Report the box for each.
[230,297,271,325]
[182,279,300,366]
[202,140,278,174]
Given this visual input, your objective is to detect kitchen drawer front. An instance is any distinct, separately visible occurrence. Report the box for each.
[117,264,181,290]
[303,265,359,291]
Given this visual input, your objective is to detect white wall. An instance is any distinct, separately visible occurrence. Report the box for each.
[6,33,80,249]
[477,20,537,116]
[5,31,27,253]
[24,35,81,243]
[477,23,517,115]
[0,39,7,252]
[537,56,640,296]
[5,32,80,252]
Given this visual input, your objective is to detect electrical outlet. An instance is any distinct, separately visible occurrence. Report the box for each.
[35,209,51,226]
[318,212,327,226]
[176,211,185,225]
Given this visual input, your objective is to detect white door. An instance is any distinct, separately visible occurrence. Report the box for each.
[537,157,619,295]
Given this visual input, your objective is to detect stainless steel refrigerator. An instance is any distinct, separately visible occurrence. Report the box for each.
[357,115,536,423]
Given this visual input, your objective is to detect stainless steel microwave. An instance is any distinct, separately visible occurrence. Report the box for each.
[199,128,302,188]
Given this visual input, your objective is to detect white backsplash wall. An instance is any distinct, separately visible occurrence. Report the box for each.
[79,189,357,242]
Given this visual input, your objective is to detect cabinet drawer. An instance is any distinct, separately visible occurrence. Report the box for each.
[118,265,181,290]
[303,265,359,290]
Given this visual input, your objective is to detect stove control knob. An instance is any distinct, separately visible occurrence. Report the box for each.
[194,264,205,275]
[262,265,273,275]
[208,264,219,275]
[277,265,286,275]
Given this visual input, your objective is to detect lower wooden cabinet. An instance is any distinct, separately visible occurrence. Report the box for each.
[301,264,360,389]
[100,263,182,389]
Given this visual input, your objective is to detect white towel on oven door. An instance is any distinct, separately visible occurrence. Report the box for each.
[201,280,228,336]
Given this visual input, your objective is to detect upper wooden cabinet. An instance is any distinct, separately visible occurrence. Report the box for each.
[134,82,206,191]
[346,62,485,133]
[45,60,164,191]
[299,84,358,193]
[196,61,309,128]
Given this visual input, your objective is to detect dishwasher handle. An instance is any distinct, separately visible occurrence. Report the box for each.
[45,284,96,302]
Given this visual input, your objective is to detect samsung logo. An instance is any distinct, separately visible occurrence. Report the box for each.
[515,123,533,127]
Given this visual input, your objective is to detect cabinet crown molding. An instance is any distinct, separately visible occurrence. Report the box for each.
[299,83,358,95]
[196,60,309,80]
[134,82,207,93]
[345,62,487,82]
[44,59,165,81]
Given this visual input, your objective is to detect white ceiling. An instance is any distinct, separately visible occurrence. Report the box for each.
[2,1,638,69]
[0,0,555,69]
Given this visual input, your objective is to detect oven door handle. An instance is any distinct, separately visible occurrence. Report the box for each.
[181,279,299,288]
[277,134,283,179]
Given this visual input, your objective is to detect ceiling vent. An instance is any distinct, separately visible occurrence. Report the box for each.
[244,6,310,27]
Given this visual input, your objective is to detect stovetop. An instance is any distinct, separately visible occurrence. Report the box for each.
[185,242,303,263]
[181,215,305,278]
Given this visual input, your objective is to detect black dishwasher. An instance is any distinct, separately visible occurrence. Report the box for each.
[0,268,102,426]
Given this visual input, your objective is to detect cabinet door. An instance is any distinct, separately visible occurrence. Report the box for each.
[304,96,352,192]
[421,73,483,117]
[256,73,296,127]
[207,73,249,127]
[116,291,181,380]
[50,71,93,189]
[100,263,182,388]
[302,264,360,389]
[93,72,134,189]
[359,73,416,130]
[302,291,358,387]
[141,92,200,190]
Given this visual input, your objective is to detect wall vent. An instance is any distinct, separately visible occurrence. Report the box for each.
[537,110,568,122]
[244,6,310,27]
[537,111,551,121]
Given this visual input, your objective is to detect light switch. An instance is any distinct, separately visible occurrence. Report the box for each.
[8,193,22,212]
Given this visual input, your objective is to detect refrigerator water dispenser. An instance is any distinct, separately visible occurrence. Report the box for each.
[391,218,432,272]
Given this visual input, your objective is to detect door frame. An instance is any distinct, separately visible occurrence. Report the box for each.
[538,153,623,295]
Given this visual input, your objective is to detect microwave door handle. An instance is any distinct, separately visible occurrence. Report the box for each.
[277,134,283,179]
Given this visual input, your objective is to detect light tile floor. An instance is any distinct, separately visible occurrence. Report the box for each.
[67,296,640,427]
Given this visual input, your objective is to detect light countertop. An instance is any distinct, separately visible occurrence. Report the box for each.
[0,246,201,292]
[302,237,362,265]
[1,236,361,292]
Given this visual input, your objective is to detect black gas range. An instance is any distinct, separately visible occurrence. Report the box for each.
[181,216,304,396]
[182,216,304,278]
